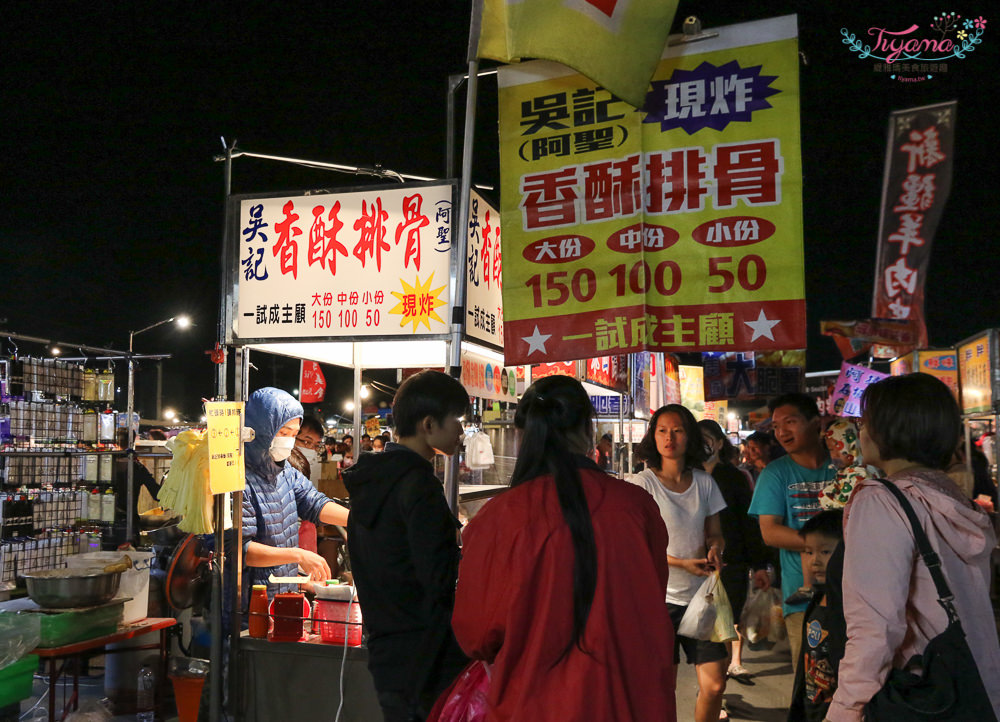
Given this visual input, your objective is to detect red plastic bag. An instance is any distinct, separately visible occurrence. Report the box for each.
[426,659,491,722]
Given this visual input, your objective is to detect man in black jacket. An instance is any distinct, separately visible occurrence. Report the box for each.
[343,370,470,721]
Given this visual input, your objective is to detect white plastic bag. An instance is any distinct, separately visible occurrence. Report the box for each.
[677,572,736,641]
[710,574,738,643]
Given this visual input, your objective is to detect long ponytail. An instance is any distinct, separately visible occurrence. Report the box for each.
[510,375,597,661]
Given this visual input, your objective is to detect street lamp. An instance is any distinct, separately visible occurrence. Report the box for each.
[129,315,191,353]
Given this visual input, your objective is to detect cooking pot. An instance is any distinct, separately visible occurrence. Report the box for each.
[23,568,123,609]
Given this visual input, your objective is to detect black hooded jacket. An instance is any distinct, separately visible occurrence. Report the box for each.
[342,442,463,642]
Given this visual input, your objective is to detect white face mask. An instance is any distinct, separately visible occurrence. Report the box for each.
[269,435,296,462]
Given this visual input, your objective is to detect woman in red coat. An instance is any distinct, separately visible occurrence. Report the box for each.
[452,376,677,721]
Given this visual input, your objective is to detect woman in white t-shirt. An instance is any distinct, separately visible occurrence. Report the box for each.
[630,403,730,722]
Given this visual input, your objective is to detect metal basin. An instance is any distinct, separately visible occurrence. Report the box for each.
[23,568,123,609]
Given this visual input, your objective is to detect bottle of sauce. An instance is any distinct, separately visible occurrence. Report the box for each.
[248,585,269,639]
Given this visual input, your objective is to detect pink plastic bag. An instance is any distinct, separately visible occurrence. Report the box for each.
[426,660,491,722]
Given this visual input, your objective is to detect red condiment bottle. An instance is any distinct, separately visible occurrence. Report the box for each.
[248,585,269,639]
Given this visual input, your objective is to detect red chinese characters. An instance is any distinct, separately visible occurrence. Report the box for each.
[583,154,642,221]
[307,202,347,276]
[713,140,783,208]
[353,197,390,271]
[646,148,709,214]
[394,193,429,271]
[519,140,783,230]
[481,209,493,289]
[273,201,302,279]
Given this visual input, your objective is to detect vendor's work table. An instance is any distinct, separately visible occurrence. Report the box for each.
[239,633,380,722]
[32,617,176,722]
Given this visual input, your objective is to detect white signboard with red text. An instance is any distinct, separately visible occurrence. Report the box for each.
[231,182,455,341]
[465,190,505,350]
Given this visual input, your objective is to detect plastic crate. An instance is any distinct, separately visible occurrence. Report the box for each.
[0,654,39,707]
[35,601,123,648]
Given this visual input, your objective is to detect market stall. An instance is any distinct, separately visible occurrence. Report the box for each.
[217,174,524,720]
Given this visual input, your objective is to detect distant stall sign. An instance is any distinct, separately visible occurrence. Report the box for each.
[958,332,995,414]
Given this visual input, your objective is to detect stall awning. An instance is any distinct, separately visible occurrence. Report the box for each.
[248,340,450,370]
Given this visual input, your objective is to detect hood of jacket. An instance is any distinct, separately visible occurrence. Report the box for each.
[341,442,431,527]
[245,387,304,482]
[851,468,996,565]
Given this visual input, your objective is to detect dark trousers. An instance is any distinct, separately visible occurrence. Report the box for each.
[367,630,469,722]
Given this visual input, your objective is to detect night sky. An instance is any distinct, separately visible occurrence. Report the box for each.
[3,2,997,419]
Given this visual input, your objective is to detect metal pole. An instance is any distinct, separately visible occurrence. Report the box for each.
[618,392,626,478]
[212,139,235,722]
[353,346,363,453]
[155,362,163,421]
[446,73,464,179]
[125,332,136,543]
[445,2,483,514]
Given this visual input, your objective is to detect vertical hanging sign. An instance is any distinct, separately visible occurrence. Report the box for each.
[205,401,245,493]
[871,102,956,348]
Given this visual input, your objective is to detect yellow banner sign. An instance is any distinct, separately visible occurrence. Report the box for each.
[499,16,804,365]
[206,401,245,494]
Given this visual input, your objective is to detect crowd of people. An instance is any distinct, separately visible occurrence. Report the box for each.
[236,371,1000,722]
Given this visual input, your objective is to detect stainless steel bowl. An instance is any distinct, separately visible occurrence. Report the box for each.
[23,568,123,609]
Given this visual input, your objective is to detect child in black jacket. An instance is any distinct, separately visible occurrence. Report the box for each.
[788,510,845,722]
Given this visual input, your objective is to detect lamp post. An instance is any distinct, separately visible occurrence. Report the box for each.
[125,315,190,541]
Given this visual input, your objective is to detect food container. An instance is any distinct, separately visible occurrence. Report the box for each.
[23,568,123,609]
[312,582,362,646]
[66,551,154,622]
[315,599,362,646]
[268,593,309,642]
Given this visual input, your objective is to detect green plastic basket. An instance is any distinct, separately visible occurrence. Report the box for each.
[0,654,39,707]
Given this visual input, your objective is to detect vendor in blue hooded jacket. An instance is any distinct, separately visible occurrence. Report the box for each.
[242,387,350,603]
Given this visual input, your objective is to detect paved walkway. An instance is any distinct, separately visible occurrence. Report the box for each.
[17,638,796,722]
[675,638,795,721]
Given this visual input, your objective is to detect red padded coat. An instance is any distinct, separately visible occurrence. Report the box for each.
[452,466,677,722]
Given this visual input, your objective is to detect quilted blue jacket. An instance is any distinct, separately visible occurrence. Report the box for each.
[242,387,330,602]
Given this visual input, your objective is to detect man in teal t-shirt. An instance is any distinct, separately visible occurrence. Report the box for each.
[748,393,834,675]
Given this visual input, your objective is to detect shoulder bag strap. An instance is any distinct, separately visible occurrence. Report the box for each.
[874,478,960,623]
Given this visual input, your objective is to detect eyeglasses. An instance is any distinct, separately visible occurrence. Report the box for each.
[296,435,322,449]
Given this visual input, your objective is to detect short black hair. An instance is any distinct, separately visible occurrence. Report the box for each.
[299,416,324,437]
[636,404,705,470]
[698,419,737,464]
[861,373,961,470]
[745,431,773,447]
[799,509,843,541]
[768,392,820,420]
[392,370,470,437]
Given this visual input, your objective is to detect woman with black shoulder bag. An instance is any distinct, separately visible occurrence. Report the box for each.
[826,373,1000,722]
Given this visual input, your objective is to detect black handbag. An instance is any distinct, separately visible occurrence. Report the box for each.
[863,479,997,721]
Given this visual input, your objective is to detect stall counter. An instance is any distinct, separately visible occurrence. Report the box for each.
[238,634,380,721]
